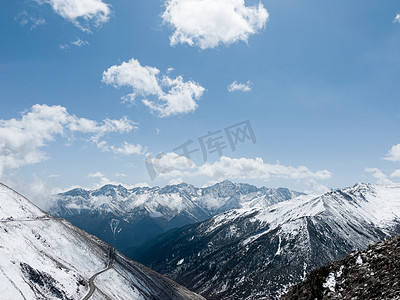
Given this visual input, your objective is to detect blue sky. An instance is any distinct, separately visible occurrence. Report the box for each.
[1,0,400,205]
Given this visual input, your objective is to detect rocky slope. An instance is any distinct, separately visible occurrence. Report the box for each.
[129,183,400,299]
[282,234,400,300]
[48,181,302,250]
[0,182,204,300]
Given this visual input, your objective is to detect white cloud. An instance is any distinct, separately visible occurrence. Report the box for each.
[228,80,252,92]
[0,104,136,177]
[102,58,162,97]
[68,116,136,145]
[85,173,141,190]
[197,156,331,181]
[132,182,151,188]
[303,180,330,195]
[143,75,204,117]
[37,0,111,31]
[48,174,60,178]
[15,11,46,30]
[145,152,195,180]
[60,37,89,50]
[92,140,145,156]
[162,0,269,49]
[385,144,400,161]
[88,171,104,178]
[115,173,127,177]
[365,168,395,185]
[394,14,400,23]
[391,169,400,178]
[2,176,57,210]
[71,37,89,46]
[102,58,205,117]
[148,153,331,193]
[158,152,195,170]
[168,177,184,185]
[108,142,145,156]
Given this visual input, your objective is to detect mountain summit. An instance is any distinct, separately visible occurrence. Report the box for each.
[129,183,400,299]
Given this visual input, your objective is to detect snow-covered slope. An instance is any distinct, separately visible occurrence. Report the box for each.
[130,183,400,300]
[48,181,302,250]
[0,183,204,300]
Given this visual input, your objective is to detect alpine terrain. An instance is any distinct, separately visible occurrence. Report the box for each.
[0,182,205,300]
[48,181,302,250]
[129,183,400,300]
[282,233,400,299]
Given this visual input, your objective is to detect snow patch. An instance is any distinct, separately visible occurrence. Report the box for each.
[323,272,336,292]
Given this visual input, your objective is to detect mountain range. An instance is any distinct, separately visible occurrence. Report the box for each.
[48,181,302,250]
[0,182,204,300]
[128,183,400,299]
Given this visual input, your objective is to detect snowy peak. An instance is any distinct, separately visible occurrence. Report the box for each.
[319,183,400,229]
[129,183,400,299]
[52,180,303,215]
[158,182,198,195]
[48,181,302,250]
[201,180,261,198]
[230,183,400,235]
[0,183,46,220]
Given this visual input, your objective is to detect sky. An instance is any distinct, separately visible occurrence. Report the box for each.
[1,0,400,207]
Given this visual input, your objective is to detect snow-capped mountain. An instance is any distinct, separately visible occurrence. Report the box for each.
[0,182,204,300]
[48,181,302,250]
[282,233,400,299]
[129,183,400,300]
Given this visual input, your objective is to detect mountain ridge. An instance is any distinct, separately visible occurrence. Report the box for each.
[128,183,400,299]
[48,180,303,250]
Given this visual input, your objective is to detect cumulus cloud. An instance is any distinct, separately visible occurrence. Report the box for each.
[391,169,400,178]
[228,80,252,92]
[36,0,111,31]
[365,168,395,185]
[197,156,331,181]
[385,144,400,161]
[394,14,400,23]
[168,177,184,185]
[145,152,195,180]
[107,142,145,156]
[158,152,195,170]
[0,104,137,177]
[162,0,269,49]
[148,153,331,193]
[88,171,104,178]
[102,58,205,117]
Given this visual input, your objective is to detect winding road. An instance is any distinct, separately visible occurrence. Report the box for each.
[82,247,115,300]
